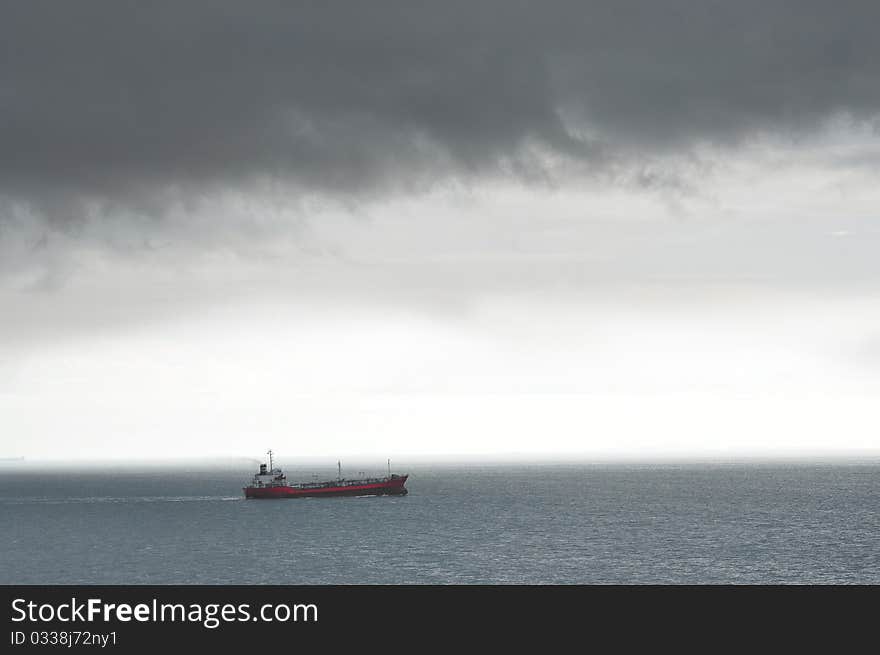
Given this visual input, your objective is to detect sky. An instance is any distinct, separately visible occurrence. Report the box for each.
[2,2,880,461]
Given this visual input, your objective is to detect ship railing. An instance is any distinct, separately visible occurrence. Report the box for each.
[287,476,394,490]
[250,475,396,489]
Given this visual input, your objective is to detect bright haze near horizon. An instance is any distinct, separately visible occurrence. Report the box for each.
[2,2,880,462]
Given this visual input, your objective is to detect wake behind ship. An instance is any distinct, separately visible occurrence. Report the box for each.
[244,451,408,499]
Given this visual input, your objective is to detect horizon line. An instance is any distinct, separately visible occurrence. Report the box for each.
[4,449,880,467]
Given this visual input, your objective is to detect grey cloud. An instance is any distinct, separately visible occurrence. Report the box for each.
[2,1,880,219]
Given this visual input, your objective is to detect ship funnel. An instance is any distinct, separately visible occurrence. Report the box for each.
[259,463,267,474]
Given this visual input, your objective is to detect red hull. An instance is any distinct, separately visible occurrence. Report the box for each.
[244,475,408,499]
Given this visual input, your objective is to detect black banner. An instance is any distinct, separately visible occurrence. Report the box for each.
[1,585,875,650]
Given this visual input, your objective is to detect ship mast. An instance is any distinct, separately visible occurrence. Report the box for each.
[337,460,341,480]
[268,449,274,472]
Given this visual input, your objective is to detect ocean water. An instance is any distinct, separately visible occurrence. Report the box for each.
[1,462,878,584]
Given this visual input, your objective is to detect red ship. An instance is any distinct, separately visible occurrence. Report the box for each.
[243,451,408,499]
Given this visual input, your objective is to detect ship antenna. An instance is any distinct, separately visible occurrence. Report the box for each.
[387,458,391,477]
[338,460,341,481]
[268,449,273,472]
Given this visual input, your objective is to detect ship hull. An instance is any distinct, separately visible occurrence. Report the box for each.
[243,475,408,499]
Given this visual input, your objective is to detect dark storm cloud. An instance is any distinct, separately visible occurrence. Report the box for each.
[2,1,880,216]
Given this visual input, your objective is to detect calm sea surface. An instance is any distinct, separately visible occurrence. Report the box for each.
[1,462,878,584]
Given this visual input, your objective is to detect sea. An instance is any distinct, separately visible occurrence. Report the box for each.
[1,461,878,584]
